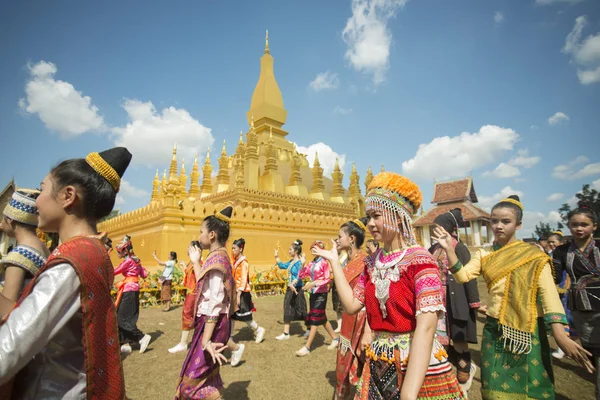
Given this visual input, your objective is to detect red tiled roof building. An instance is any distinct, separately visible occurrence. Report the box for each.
[413,177,492,249]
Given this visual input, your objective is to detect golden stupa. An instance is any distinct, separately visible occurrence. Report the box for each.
[98,31,370,270]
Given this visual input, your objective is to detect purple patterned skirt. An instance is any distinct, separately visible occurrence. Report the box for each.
[174,314,231,399]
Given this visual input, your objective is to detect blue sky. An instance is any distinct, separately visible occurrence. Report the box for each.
[1,0,599,238]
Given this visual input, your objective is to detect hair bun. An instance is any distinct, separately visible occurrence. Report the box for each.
[508,195,521,202]
[220,206,233,218]
[295,239,303,246]
[359,216,369,226]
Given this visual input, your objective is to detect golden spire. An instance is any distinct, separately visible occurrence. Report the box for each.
[216,141,229,186]
[311,152,325,193]
[188,154,200,198]
[234,154,245,189]
[161,169,167,196]
[264,128,278,173]
[151,169,160,201]
[245,121,259,161]
[331,158,344,197]
[288,152,302,186]
[348,162,361,199]
[168,143,179,184]
[200,149,213,196]
[179,158,188,197]
[264,29,270,54]
[381,165,385,173]
[364,166,373,193]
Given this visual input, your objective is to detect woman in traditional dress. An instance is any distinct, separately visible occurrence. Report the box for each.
[175,206,235,400]
[296,241,338,357]
[0,147,130,398]
[275,239,307,340]
[314,171,464,399]
[0,190,49,301]
[428,209,480,392]
[114,235,152,354]
[154,250,177,311]
[170,240,202,354]
[227,238,266,367]
[432,195,594,400]
[552,202,600,398]
[333,217,370,399]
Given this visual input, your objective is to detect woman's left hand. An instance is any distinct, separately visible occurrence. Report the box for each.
[203,341,227,365]
[311,239,339,263]
[556,335,595,374]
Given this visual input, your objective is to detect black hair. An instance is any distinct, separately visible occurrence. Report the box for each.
[492,195,523,223]
[340,217,369,248]
[567,201,598,225]
[105,238,113,249]
[7,245,14,253]
[366,238,379,249]
[203,206,233,246]
[292,239,303,256]
[233,238,246,251]
[547,233,565,244]
[170,251,177,262]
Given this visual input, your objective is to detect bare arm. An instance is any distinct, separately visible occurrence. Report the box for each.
[401,312,437,400]
[152,251,167,266]
[2,266,27,302]
[0,293,14,318]
[312,240,363,315]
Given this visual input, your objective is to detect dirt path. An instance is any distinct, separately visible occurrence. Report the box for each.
[123,283,595,399]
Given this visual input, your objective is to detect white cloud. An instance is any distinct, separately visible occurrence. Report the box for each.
[402,125,519,180]
[333,106,353,115]
[309,71,340,91]
[19,61,106,138]
[111,99,214,166]
[115,196,126,206]
[591,178,600,190]
[483,163,521,179]
[552,156,600,180]
[530,125,539,130]
[562,16,600,85]
[494,11,504,24]
[342,0,408,85]
[295,142,346,177]
[536,0,584,4]
[547,111,570,125]
[120,179,149,198]
[521,210,563,238]
[509,148,541,168]
[478,186,524,210]
[546,192,565,202]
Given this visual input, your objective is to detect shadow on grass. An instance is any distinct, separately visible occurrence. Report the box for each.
[223,380,251,400]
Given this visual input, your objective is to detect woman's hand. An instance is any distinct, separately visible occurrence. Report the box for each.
[555,334,595,374]
[311,239,340,263]
[202,341,227,365]
[303,281,315,292]
[477,305,488,315]
[288,284,298,294]
[188,244,201,264]
[359,327,372,356]
[431,226,452,250]
[153,250,157,258]
[274,249,278,258]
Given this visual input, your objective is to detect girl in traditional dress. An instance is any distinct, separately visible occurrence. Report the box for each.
[154,250,177,311]
[432,195,594,400]
[170,240,201,354]
[428,209,480,392]
[334,217,370,399]
[0,190,49,301]
[313,171,464,399]
[296,241,339,357]
[114,235,151,354]
[275,239,308,340]
[552,202,600,398]
[227,238,266,367]
[0,147,130,399]
[175,206,235,400]
[365,239,379,256]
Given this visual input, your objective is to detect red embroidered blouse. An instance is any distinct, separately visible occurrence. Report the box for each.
[353,247,445,333]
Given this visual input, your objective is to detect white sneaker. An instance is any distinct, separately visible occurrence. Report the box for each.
[230,343,245,367]
[139,334,151,354]
[168,343,188,354]
[327,338,339,350]
[552,348,565,360]
[296,346,310,357]
[275,333,290,341]
[120,344,132,354]
[255,327,265,343]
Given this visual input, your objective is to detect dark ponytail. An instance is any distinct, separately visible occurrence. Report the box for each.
[568,201,598,225]
[292,239,303,256]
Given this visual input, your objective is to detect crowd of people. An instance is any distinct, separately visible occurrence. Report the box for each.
[0,145,598,400]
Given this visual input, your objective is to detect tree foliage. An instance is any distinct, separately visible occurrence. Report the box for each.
[558,184,600,236]
[533,222,554,240]
[99,209,121,223]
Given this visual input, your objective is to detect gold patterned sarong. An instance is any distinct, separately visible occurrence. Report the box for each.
[482,241,549,354]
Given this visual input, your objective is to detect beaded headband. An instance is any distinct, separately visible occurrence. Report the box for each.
[352,219,366,232]
[552,230,563,237]
[85,152,121,192]
[499,197,524,210]
[3,191,40,226]
[215,212,231,224]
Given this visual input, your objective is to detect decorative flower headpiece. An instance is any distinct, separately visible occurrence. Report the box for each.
[85,152,121,192]
[365,172,422,246]
[500,197,524,210]
[3,190,40,226]
[311,240,325,250]
[116,234,133,255]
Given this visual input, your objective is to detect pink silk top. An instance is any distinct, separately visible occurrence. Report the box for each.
[114,257,148,292]
[299,257,331,294]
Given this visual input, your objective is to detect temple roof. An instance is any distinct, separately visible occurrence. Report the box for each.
[413,201,490,227]
[431,177,477,204]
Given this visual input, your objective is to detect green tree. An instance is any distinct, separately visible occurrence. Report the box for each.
[533,222,553,239]
[558,184,600,236]
[99,209,121,223]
